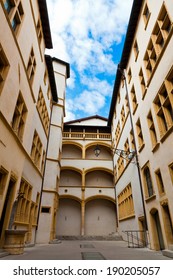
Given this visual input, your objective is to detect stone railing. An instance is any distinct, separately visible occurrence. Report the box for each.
[63,132,111,140]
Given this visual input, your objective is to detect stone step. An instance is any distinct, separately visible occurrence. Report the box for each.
[56,235,123,241]
[162,250,173,259]
[0,250,9,258]
[49,239,62,244]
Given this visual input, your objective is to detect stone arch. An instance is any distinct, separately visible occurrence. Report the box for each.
[85,142,112,160]
[85,197,117,235]
[62,142,83,159]
[85,168,114,188]
[60,167,82,187]
[85,195,115,204]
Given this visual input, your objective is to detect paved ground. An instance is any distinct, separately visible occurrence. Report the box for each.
[0,240,171,260]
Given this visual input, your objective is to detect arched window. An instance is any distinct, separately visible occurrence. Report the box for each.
[144,167,153,197]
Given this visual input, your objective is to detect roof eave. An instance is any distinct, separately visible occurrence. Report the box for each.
[45,55,58,103]
[38,0,53,49]
[108,0,144,127]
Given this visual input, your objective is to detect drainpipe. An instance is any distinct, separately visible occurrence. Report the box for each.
[118,65,148,231]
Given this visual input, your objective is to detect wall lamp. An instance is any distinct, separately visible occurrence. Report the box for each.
[112,148,136,162]
[94,145,101,157]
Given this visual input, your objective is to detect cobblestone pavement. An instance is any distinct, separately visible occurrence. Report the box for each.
[0,240,171,260]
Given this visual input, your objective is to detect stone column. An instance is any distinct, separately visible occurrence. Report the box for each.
[81,199,85,236]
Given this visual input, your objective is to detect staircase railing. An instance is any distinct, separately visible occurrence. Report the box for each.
[122,230,150,248]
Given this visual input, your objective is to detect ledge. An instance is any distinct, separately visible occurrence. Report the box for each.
[145,194,156,203]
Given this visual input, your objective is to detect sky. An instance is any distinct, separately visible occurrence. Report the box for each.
[46,0,133,121]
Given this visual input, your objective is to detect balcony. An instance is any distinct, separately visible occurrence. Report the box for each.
[63,131,111,140]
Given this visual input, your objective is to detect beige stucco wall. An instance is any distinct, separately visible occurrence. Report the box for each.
[36,61,69,243]
[0,0,52,247]
[111,0,173,249]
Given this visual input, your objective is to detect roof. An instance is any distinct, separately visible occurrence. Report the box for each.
[65,115,108,125]
[45,55,71,103]
[38,0,53,49]
[108,0,144,126]
[52,57,70,79]
[45,55,58,102]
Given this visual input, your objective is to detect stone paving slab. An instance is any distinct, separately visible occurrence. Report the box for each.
[0,240,171,260]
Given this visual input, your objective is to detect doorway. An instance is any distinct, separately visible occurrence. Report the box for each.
[0,178,16,247]
[162,203,173,246]
[150,209,164,250]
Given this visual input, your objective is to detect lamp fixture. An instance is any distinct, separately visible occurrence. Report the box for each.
[94,145,101,157]
[112,148,136,162]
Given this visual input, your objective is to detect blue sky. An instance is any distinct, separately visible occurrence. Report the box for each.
[46,0,133,121]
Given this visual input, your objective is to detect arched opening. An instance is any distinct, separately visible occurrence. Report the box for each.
[56,198,81,236]
[85,170,113,187]
[85,198,116,235]
[161,202,173,246]
[150,208,165,250]
[85,144,112,160]
[60,169,82,187]
[62,143,82,159]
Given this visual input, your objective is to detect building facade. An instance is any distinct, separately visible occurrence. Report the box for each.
[0,0,69,249]
[58,116,116,237]
[109,0,173,250]
[0,0,173,254]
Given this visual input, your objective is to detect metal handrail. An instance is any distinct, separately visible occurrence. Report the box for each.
[123,230,149,248]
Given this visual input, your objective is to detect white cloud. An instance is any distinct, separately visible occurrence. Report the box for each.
[46,0,133,120]
[64,75,113,121]
[81,76,113,97]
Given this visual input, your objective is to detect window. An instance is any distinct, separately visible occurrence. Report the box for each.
[114,165,117,182]
[120,105,125,127]
[125,94,129,116]
[4,0,24,32]
[33,193,40,225]
[12,92,27,140]
[130,129,135,151]
[169,162,173,184]
[143,3,150,28]
[118,184,135,220]
[143,166,154,198]
[155,169,165,194]
[147,111,158,150]
[117,156,124,177]
[144,39,157,80]
[117,92,120,104]
[36,19,42,45]
[115,121,120,144]
[124,138,130,165]
[41,207,51,213]
[143,4,172,81]
[4,0,13,13]
[127,68,132,84]
[37,88,49,136]
[136,118,144,151]
[41,150,46,174]
[47,85,51,100]
[130,85,138,113]
[27,48,36,83]
[153,78,173,140]
[153,4,171,53]
[15,178,32,224]
[0,45,9,90]
[31,130,43,169]
[0,167,8,196]
[133,40,139,61]
[44,69,47,85]
[139,68,147,98]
